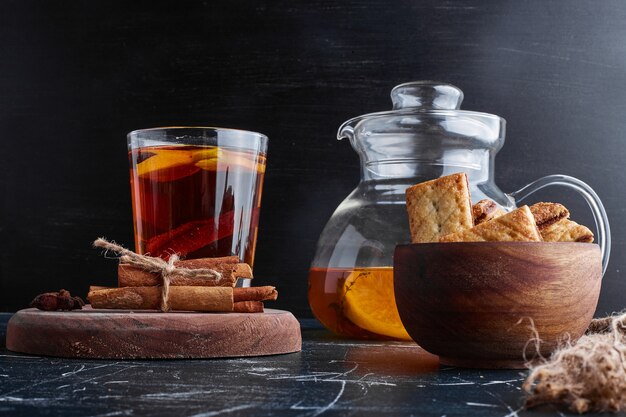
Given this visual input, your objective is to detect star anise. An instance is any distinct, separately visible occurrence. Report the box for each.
[30,289,85,311]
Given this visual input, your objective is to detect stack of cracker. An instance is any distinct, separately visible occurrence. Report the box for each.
[405,173,594,243]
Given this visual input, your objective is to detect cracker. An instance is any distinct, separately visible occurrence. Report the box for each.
[529,202,570,230]
[405,173,473,243]
[540,218,594,243]
[472,199,506,225]
[439,205,542,242]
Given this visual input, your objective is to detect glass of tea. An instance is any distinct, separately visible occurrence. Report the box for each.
[127,127,267,266]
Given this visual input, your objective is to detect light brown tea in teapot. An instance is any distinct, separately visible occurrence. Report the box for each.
[308,267,411,340]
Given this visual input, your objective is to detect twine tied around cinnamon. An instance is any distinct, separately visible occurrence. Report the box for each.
[93,238,223,312]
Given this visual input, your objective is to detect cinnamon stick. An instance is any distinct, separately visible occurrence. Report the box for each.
[118,257,252,288]
[233,286,277,302]
[174,256,239,266]
[233,301,264,313]
[87,286,233,312]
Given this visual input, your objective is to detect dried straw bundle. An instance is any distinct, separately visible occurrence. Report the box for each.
[523,312,626,413]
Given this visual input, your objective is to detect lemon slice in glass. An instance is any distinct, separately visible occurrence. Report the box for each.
[136,149,199,181]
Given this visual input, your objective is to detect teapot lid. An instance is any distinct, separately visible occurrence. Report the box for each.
[337,81,504,148]
[390,81,464,110]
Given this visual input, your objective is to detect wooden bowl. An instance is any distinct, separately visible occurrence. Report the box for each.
[394,242,602,369]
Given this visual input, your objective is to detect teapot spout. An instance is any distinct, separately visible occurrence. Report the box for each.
[337,116,361,142]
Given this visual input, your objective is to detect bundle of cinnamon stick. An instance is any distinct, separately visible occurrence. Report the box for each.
[88,255,277,313]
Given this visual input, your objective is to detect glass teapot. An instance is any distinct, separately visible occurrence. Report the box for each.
[308,81,610,340]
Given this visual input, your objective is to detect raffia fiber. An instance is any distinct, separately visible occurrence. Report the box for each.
[523,312,626,413]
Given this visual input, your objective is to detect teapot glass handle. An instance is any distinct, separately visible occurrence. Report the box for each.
[508,174,611,275]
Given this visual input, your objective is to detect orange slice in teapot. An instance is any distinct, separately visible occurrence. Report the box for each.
[340,269,412,341]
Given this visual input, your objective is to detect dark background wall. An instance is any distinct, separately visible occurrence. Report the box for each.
[1,1,625,317]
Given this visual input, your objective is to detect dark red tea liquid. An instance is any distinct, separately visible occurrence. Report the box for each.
[129,145,265,265]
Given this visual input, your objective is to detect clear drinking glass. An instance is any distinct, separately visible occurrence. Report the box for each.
[127,127,268,266]
[308,81,610,340]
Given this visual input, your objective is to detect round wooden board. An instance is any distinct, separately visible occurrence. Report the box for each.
[6,306,301,359]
